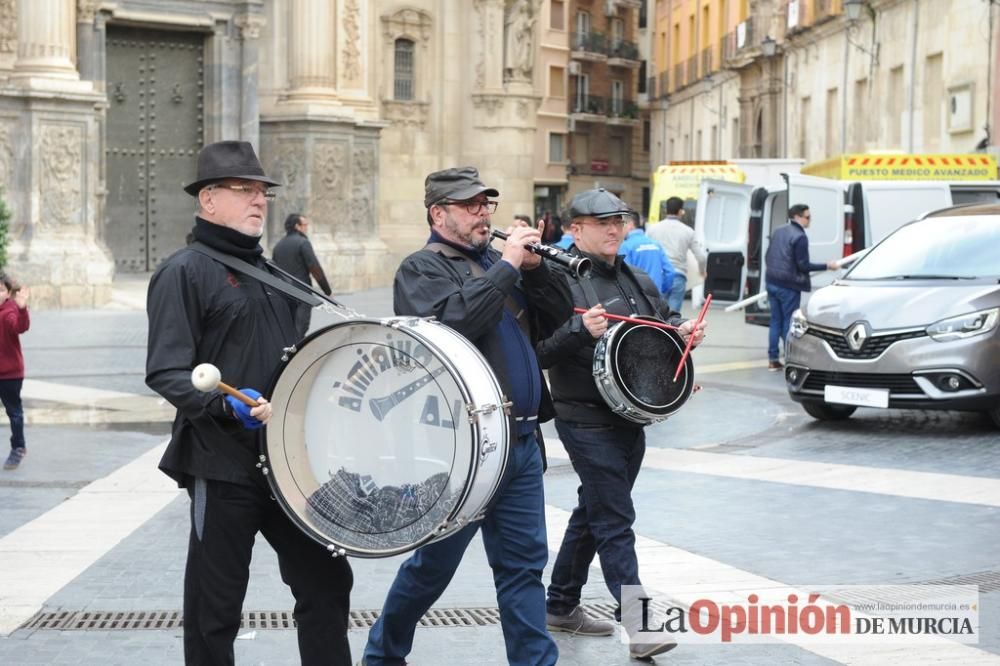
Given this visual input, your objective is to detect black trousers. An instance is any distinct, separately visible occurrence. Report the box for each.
[184,478,353,666]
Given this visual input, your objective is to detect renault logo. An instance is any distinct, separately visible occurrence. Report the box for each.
[846,322,871,351]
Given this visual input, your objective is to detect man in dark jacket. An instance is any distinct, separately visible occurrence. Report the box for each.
[763,204,838,370]
[361,167,571,666]
[537,188,705,661]
[146,141,353,666]
[272,213,332,337]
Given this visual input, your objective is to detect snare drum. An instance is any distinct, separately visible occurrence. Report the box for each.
[263,317,510,558]
[593,317,694,425]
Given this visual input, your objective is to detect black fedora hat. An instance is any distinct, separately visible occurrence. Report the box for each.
[184,140,281,196]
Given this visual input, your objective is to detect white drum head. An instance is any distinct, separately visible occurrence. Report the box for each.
[266,319,483,557]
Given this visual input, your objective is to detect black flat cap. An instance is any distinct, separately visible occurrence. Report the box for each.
[567,188,634,219]
[184,141,281,196]
[424,167,499,208]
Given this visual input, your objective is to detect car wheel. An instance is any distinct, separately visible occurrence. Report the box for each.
[987,406,1000,429]
[801,400,857,421]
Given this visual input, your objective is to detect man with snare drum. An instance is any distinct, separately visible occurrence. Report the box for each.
[537,188,705,661]
[360,167,571,666]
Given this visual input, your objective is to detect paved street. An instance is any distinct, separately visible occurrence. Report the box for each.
[0,275,998,665]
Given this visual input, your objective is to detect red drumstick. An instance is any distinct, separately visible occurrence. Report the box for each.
[672,293,712,383]
[572,307,680,331]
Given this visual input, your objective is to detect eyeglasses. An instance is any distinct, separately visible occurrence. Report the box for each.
[209,183,277,201]
[439,200,499,216]
[580,216,627,229]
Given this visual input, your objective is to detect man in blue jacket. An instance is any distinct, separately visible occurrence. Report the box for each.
[764,204,838,370]
[619,214,675,296]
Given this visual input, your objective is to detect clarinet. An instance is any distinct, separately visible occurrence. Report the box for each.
[489,230,592,278]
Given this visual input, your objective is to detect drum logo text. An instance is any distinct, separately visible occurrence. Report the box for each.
[332,341,438,419]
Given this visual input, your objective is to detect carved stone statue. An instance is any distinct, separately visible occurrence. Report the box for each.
[504,0,535,82]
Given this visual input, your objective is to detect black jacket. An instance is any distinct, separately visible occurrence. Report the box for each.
[536,246,684,427]
[146,219,299,488]
[764,221,826,292]
[393,242,573,433]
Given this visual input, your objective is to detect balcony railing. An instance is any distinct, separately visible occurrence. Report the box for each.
[571,94,606,116]
[723,17,756,62]
[700,47,713,76]
[814,0,836,21]
[608,99,640,120]
[646,76,656,98]
[608,39,640,62]
[686,55,698,83]
[571,31,608,56]
[673,62,685,90]
[658,71,669,98]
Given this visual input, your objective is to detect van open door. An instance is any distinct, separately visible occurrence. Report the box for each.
[696,179,754,303]
[785,174,846,290]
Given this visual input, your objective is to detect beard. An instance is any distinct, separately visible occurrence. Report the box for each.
[444,212,490,250]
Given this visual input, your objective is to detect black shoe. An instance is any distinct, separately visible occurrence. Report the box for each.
[629,639,678,661]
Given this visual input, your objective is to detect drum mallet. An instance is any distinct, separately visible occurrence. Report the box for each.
[191,363,261,407]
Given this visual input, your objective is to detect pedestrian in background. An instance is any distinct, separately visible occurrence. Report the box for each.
[272,213,332,338]
[646,195,707,312]
[764,203,838,371]
[0,274,29,471]
[619,214,675,296]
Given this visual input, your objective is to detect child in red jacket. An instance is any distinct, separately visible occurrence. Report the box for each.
[0,273,29,470]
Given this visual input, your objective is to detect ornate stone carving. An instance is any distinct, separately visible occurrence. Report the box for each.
[313,141,350,235]
[234,14,266,41]
[0,0,15,53]
[0,122,13,191]
[475,7,486,88]
[266,138,307,230]
[503,0,536,82]
[381,7,432,43]
[472,94,503,116]
[77,0,101,23]
[342,0,362,84]
[40,125,83,230]
[381,100,429,129]
[350,143,376,235]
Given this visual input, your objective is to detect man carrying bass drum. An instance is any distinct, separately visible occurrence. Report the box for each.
[537,188,706,661]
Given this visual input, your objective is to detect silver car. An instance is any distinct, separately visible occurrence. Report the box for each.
[785,203,1000,428]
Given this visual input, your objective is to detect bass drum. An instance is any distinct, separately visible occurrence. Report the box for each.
[264,317,510,558]
[593,317,694,424]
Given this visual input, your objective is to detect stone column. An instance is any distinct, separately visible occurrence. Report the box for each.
[13,0,84,84]
[285,0,338,103]
[236,14,265,146]
[76,1,105,90]
[473,0,506,93]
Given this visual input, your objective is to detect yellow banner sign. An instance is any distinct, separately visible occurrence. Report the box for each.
[841,154,997,181]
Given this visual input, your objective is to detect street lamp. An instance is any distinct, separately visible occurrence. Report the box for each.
[761,36,777,57]
[844,0,866,22]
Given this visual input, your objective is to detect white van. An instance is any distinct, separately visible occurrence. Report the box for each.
[695,176,1000,325]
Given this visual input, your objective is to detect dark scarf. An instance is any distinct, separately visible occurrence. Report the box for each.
[427,230,493,270]
[192,216,263,260]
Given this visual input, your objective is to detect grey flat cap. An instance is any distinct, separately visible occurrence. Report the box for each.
[424,167,499,208]
[567,188,634,219]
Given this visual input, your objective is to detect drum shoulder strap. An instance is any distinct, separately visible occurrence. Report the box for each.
[423,243,530,338]
[189,242,322,307]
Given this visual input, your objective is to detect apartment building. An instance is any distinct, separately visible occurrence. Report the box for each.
[649,0,998,168]
[562,0,650,212]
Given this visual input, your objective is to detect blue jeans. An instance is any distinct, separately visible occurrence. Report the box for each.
[547,420,644,621]
[0,378,25,450]
[666,274,687,313]
[766,283,801,361]
[364,435,557,666]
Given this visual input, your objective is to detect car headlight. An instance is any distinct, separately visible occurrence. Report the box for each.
[790,308,809,338]
[926,307,999,342]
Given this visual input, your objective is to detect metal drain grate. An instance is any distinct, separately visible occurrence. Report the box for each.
[22,607,512,632]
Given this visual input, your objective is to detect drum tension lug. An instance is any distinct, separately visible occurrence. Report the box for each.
[465,400,513,423]
[281,345,297,362]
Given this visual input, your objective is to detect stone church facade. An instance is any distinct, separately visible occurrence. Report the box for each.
[0,0,549,307]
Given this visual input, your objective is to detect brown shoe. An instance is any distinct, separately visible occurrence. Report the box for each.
[767,360,783,372]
